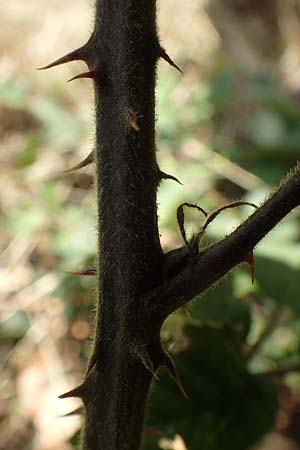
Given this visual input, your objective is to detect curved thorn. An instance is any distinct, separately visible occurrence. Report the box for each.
[63,268,96,276]
[37,46,87,71]
[159,170,183,185]
[59,407,84,417]
[63,151,94,173]
[158,47,183,74]
[177,203,207,248]
[59,383,86,399]
[67,70,97,83]
[161,352,189,400]
[203,201,257,233]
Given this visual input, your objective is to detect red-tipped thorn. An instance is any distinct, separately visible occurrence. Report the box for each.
[67,70,97,83]
[162,353,189,400]
[173,371,189,400]
[244,252,255,284]
[158,47,183,74]
[59,383,86,399]
[37,47,87,71]
[63,268,96,276]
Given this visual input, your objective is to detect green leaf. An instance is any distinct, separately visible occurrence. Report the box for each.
[255,256,300,310]
[191,277,251,340]
[144,324,277,450]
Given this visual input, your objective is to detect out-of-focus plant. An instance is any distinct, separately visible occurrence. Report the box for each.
[2,1,300,450]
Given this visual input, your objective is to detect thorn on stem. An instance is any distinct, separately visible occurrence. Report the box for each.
[176,203,207,249]
[59,407,84,417]
[63,268,96,276]
[67,70,97,83]
[37,46,88,71]
[63,151,94,173]
[158,169,183,185]
[179,200,257,255]
[158,47,183,74]
[244,252,255,284]
[161,352,189,400]
[59,383,86,399]
[202,201,257,234]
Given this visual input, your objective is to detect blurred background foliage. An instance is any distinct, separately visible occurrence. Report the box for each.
[1,0,300,449]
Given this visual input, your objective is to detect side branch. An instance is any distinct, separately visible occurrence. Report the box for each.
[142,165,300,322]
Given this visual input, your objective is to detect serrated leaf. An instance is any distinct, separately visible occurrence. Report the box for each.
[144,324,277,450]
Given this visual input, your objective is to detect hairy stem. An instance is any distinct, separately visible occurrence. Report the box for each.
[81,1,164,450]
[142,166,300,321]
[40,1,300,449]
